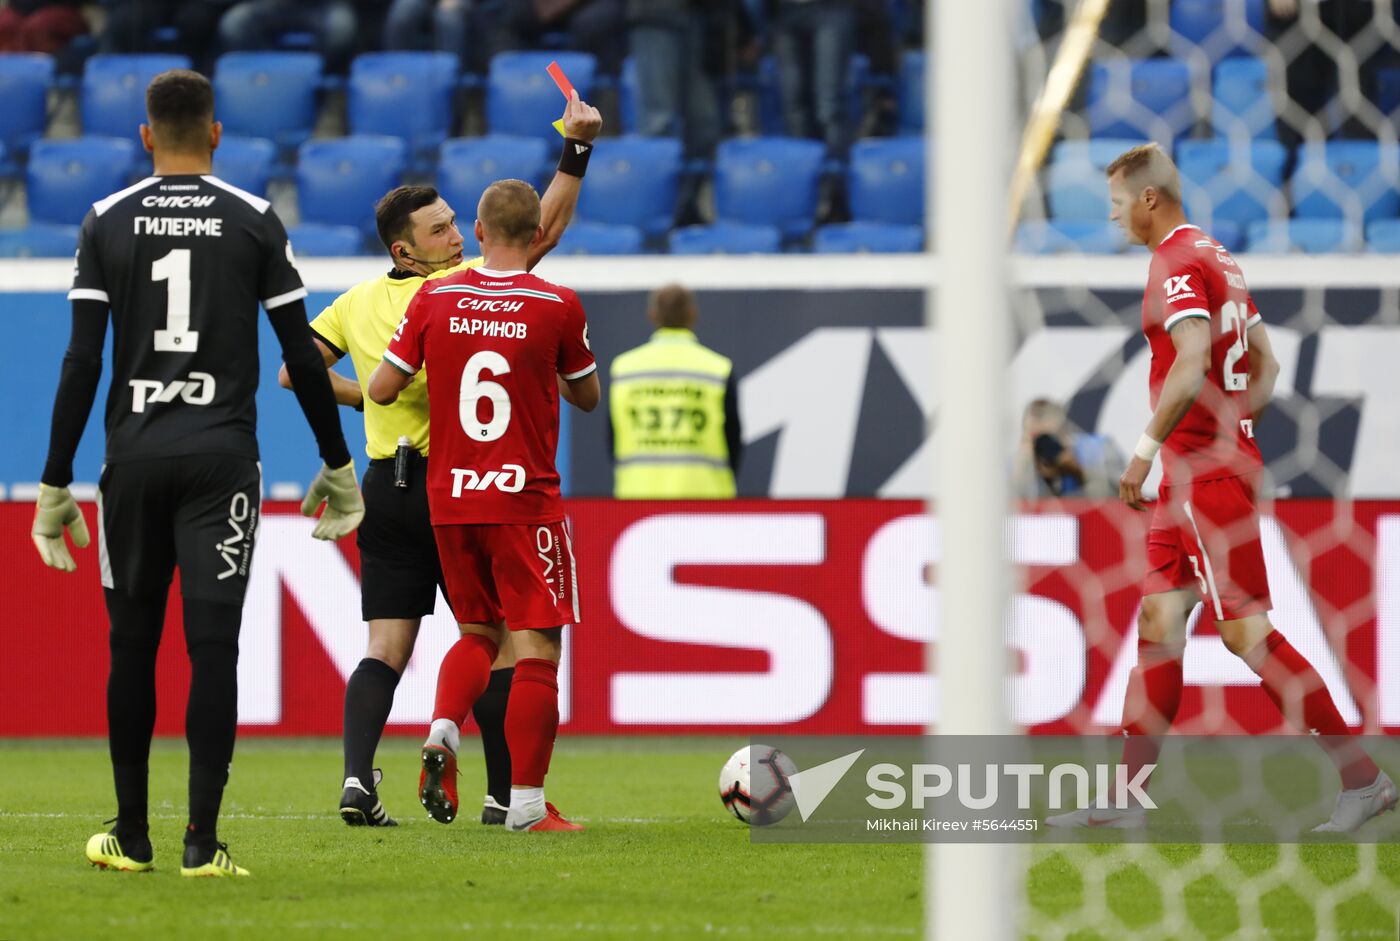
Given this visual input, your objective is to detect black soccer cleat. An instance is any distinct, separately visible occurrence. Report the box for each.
[340,770,398,827]
[481,795,508,826]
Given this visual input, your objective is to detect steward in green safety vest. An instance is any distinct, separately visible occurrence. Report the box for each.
[609,284,743,498]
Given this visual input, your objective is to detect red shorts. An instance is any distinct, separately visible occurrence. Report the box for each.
[433,520,580,630]
[1143,474,1271,620]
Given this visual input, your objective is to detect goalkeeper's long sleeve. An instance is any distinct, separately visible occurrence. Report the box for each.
[267,299,353,470]
[41,299,109,487]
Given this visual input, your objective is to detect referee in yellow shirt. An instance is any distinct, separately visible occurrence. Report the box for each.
[280,92,601,827]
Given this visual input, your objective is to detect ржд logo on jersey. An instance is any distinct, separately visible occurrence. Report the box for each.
[450,464,526,497]
[129,372,216,413]
[1164,275,1195,300]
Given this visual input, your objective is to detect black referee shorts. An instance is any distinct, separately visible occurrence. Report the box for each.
[97,454,262,606]
[357,453,445,621]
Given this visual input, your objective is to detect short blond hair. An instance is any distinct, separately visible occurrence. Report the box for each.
[477,179,540,246]
[1104,142,1181,204]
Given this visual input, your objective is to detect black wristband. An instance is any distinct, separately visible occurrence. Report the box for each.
[558,137,593,178]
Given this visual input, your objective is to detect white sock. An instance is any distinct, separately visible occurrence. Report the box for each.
[510,787,545,816]
[426,719,460,754]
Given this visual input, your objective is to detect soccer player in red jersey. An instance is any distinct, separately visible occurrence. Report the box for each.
[1048,143,1395,832]
[367,179,598,832]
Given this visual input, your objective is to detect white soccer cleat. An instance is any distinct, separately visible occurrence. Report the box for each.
[1312,771,1398,833]
[1045,805,1147,829]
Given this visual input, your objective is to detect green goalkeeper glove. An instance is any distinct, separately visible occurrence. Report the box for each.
[31,483,90,572]
[300,460,364,541]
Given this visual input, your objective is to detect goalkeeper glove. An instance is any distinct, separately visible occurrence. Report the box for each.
[300,460,364,541]
[32,483,90,572]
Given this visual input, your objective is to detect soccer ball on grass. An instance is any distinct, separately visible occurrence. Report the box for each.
[718,745,797,826]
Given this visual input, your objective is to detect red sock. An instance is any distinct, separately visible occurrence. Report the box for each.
[432,634,498,726]
[506,658,559,788]
[1245,631,1378,790]
[1119,638,1184,797]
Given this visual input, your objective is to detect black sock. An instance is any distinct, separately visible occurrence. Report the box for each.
[183,597,241,845]
[104,589,166,831]
[185,765,229,848]
[343,657,401,785]
[472,667,514,806]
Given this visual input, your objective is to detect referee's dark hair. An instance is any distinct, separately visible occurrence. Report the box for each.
[375,185,441,254]
[145,69,215,152]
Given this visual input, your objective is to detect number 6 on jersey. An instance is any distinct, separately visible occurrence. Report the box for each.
[461,350,511,441]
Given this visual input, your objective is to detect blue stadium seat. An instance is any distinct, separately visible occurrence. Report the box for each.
[212,136,276,197]
[1203,219,1245,252]
[848,137,925,226]
[1053,138,1151,167]
[349,52,459,167]
[487,52,596,142]
[1176,138,1287,231]
[1045,138,1147,220]
[27,138,139,225]
[813,221,922,253]
[898,50,925,134]
[0,54,54,164]
[296,137,408,231]
[1245,219,1363,253]
[287,223,365,257]
[577,136,682,238]
[213,52,322,151]
[437,135,550,221]
[1170,0,1266,62]
[1016,220,1127,254]
[0,223,79,258]
[713,136,826,239]
[668,222,783,254]
[1292,141,1400,225]
[1367,219,1400,253]
[1085,59,1195,142]
[553,221,643,255]
[82,54,191,139]
[1212,56,1275,140]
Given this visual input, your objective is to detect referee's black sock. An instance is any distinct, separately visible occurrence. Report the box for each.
[104,588,166,840]
[343,657,401,786]
[473,667,514,807]
[183,597,241,846]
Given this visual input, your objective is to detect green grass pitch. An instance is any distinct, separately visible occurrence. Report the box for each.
[1,738,1397,939]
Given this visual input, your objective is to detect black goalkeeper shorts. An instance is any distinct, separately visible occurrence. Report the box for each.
[356,454,446,622]
[97,454,262,606]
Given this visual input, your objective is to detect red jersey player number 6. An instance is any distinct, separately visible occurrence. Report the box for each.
[368,179,600,834]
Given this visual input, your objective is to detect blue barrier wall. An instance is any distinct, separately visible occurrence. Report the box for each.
[9,264,1400,499]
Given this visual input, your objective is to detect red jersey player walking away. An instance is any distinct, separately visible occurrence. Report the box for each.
[1048,143,1396,833]
[367,179,598,832]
